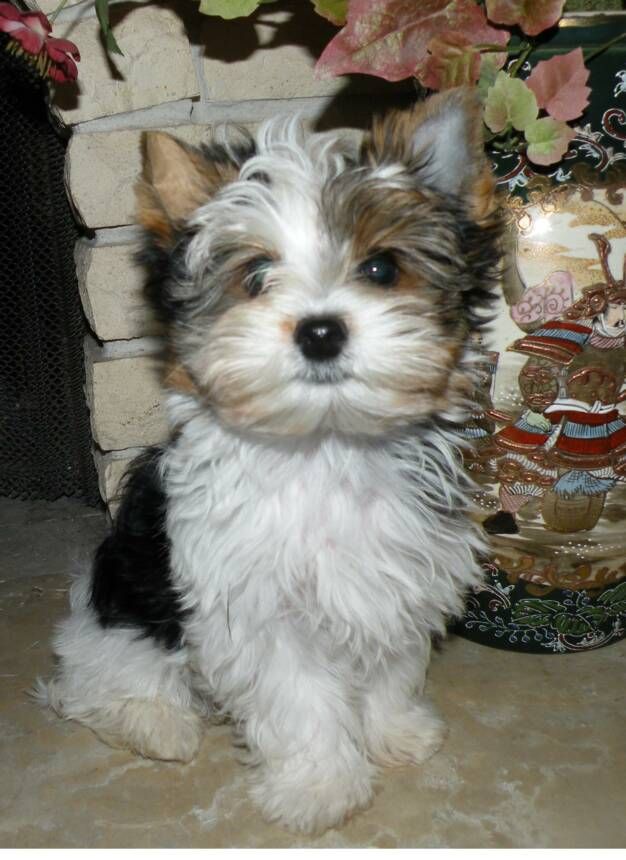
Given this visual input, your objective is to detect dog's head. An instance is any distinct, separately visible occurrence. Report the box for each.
[137,89,502,438]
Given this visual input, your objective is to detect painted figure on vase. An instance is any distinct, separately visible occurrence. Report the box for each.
[482,234,626,535]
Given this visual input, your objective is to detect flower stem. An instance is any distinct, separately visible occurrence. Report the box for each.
[488,127,522,153]
[475,43,525,55]
[584,32,626,64]
[49,0,70,23]
[508,42,532,78]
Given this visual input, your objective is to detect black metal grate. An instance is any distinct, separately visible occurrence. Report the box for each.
[0,37,99,503]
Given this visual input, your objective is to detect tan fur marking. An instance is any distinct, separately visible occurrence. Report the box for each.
[351,189,426,256]
[219,248,279,302]
[135,132,239,247]
[163,358,198,395]
[470,168,498,224]
[391,335,470,416]
[279,317,297,338]
[135,180,175,245]
[363,87,497,222]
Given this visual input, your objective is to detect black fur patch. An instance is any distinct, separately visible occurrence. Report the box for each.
[136,226,197,323]
[453,196,504,332]
[199,136,256,170]
[89,449,187,650]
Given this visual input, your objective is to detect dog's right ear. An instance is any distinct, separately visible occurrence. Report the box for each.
[135,132,238,247]
[364,88,497,225]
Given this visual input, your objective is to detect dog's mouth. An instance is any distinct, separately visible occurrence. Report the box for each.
[298,363,353,386]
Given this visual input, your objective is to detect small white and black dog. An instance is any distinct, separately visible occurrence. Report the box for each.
[40,88,501,834]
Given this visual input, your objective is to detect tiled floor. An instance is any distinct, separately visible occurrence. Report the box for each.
[1,497,625,848]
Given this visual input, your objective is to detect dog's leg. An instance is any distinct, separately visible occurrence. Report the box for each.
[362,637,447,767]
[240,626,375,834]
[38,576,204,763]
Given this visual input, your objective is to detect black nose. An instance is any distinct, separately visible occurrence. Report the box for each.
[294,316,347,362]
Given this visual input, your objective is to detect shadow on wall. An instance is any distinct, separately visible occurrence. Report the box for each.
[190,0,337,64]
[188,0,413,129]
[54,0,412,131]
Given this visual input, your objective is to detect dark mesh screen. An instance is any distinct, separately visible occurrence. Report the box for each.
[0,37,99,503]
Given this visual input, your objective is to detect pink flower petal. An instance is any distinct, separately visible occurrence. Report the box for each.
[3,20,45,55]
[47,35,81,63]
[21,12,51,38]
[48,52,78,82]
[0,5,50,56]
[0,3,22,23]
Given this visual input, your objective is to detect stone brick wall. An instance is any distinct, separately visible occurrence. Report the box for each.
[38,0,400,509]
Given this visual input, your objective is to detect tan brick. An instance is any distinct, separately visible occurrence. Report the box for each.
[93,448,143,505]
[200,7,337,102]
[67,123,245,228]
[65,117,366,229]
[199,6,366,102]
[76,239,161,341]
[85,339,168,450]
[36,0,83,13]
[53,4,199,124]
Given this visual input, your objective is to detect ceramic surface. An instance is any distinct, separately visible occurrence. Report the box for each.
[456,36,626,651]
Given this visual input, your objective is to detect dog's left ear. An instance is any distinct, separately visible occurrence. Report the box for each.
[364,88,495,222]
[135,132,238,247]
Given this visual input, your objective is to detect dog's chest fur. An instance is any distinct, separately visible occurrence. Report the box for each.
[164,398,483,677]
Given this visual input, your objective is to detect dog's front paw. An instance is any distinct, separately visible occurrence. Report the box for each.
[250,753,374,834]
[365,699,447,768]
[90,698,205,763]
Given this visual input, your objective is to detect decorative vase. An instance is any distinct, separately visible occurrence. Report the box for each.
[454,14,626,653]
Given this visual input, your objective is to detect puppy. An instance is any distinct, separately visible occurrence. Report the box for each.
[41,88,502,834]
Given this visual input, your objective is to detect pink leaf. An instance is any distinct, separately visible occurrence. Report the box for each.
[526,48,590,122]
[417,32,482,91]
[315,0,509,82]
[486,0,566,37]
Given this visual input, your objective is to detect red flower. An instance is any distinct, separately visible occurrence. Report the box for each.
[0,2,80,82]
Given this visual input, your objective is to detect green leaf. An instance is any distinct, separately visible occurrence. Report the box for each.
[553,613,591,637]
[199,0,263,17]
[524,116,575,166]
[512,611,554,628]
[597,581,626,609]
[477,54,499,100]
[518,599,562,614]
[95,0,123,56]
[512,598,561,628]
[578,606,610,625]
[484,71,537,134]
[312,0,348,26]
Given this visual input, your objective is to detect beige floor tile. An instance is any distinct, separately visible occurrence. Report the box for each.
[1,570,624,847]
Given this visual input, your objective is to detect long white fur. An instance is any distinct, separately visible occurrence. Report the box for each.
[41,111,488,834]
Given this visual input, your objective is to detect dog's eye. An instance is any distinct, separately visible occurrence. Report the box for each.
[358,252,399,288]
[244,256,273,298]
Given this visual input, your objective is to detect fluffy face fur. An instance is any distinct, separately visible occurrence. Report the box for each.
[40,89,503,836]
[139,89,500,437]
